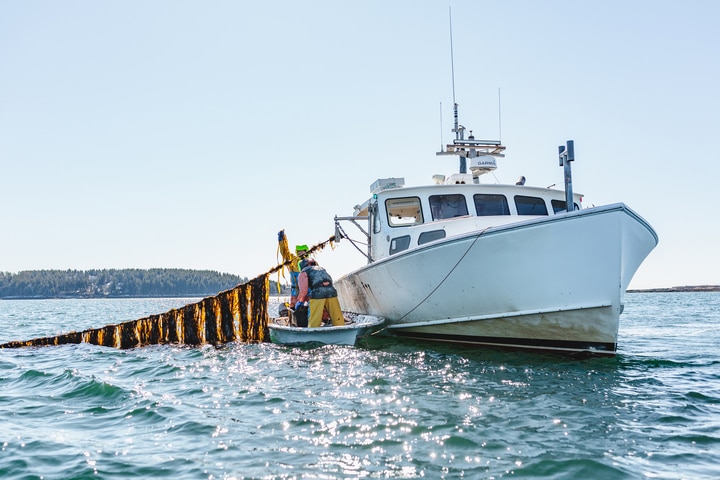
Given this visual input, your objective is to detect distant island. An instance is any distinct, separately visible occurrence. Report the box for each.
[627,285,720,293]
[0,269,287,299]
[2,270,715,299]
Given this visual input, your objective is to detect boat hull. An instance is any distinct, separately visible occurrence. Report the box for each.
[335,203,658,355]
[268,315,384,346]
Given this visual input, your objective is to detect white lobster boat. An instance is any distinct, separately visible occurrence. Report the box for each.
[333,106,658,356]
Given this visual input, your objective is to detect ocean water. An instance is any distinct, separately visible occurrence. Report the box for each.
[0,293,718,479]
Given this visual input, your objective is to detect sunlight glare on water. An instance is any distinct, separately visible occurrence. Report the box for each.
[0,293,719,479]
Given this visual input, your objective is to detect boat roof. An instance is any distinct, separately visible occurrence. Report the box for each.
[353,180,583,217]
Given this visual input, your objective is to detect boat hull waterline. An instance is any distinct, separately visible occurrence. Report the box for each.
[335,203,658,355]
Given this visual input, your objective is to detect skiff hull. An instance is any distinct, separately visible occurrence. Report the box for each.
[335,203,658,355]
[268,315,384,346]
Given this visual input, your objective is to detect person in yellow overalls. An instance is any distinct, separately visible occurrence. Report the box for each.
[296,258,345,328]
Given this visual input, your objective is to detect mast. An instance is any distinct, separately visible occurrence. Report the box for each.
[448,8,466,174]
[436,8,505,178]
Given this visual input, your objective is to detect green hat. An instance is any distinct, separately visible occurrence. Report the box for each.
[295,244,308,253]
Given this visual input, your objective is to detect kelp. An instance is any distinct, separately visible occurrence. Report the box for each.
[0,236,335,349]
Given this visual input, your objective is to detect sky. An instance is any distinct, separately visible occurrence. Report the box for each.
[1,1,718,289]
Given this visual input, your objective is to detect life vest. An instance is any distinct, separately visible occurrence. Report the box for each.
[303,266,338,299]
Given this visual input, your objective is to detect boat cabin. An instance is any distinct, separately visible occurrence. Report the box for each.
[341,177,583,264]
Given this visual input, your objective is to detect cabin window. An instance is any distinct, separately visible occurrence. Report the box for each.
[418,229,446,245]
[551,200,580,213]
[389,235,411,255]
[473,194,510,216]
[429,194,468,221]
[386,197,424,227]
[514,195,548,215]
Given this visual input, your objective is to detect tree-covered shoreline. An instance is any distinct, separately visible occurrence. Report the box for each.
[0,269,266,299]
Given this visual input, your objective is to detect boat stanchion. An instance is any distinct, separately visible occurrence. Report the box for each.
[558,140,575,212]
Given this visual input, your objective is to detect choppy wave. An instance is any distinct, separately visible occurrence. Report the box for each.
[1,294,719,479]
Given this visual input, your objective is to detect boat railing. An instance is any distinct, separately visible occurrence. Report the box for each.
[334,214,372,263]
[437,138,506,158]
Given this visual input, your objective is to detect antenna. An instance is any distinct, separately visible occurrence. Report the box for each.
[498,87,502,142]
[449,7,456,107]
[439,102,444,152]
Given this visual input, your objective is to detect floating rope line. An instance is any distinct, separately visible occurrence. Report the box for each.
[0,235,336,349]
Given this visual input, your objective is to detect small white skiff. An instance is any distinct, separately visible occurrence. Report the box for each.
[268,314,384,346]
